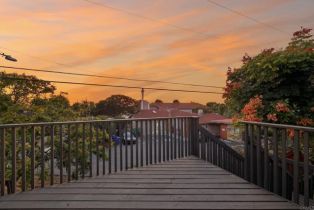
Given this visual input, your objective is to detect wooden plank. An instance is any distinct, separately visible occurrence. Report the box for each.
[0,201,299,209]
[53,183,259,189]
[108,171,230,175]
[94,174,242,179]
[74,179,247,184]
[1,194,287,202]
[0,156,299,210]
[27,188,274,195]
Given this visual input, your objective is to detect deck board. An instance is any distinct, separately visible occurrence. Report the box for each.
[0,157,299,209]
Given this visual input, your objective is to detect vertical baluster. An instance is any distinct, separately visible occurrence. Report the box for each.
[102,123,106,175]
[172,118,175,158]
[158,120,161,163]
[281,129,287,198]
[181,118,184,158]
[140,120,144,167]
[67,124,71,182]
[292,130,299,204]
[244,124,249,181]
[40,126,45,188]
[249,125,254,183]
[21,127,26,191]
[184,118,187,157]
[89,123,93,177]
[119,123,123,171]
[30,127,35,189]
[130,121,134,169]
[75,124,79,180]
[263,127,269,190]
[273,128,279,194]
[59,125,63,183]
[82,123,86,178]
[145,120,148,165]
[154,120,157,164]
[178,119,181,158]
[125,122,128,170]
[174,119,177,159]
[150,120,153,165]
[0,128,5,195]
[50,125,55,184]
[256,126,262,186]
[96,123,99,176]
[162,119,165,162]
[114,123,118,172]
[136,121,139,168]
[108,122,112,174]
[166,119,170,161]
[303,131,309,206]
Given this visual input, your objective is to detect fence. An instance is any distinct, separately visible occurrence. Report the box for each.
[0,117,199,196]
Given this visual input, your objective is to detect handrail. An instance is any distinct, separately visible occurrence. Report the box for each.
[241,120,314,132]
[0,116,200,128]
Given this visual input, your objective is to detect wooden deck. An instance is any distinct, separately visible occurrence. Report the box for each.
[0,157,299,209]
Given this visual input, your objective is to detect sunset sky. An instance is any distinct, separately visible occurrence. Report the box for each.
[1,0,314,104]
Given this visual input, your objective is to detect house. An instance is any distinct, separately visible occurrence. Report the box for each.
[199,113,241,141]
[132,109,198,138]
[150,102,206,115]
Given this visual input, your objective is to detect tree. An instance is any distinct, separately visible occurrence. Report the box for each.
[173,99,180,103]
[94,95,139,117]
[155,99,163,103]
[206,102,231,117]
[0,72,56,104]
[72,100,96,117]
[224,27,314,126]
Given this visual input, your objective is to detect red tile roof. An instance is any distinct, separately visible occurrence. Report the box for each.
[132,109,199,119]
[150,102,205,110]
[199,113,228,124]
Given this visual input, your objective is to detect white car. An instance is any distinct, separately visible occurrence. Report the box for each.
[122,132,137,145]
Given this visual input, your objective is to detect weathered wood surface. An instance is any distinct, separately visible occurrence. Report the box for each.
[0,157,299,209]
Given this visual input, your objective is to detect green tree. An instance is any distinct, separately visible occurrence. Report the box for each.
[94,95,139,117]
[0,72,56,104]
[72,100,96,118]
[224,27,314,125]
[155,99,163,103]
[206,102,231,117]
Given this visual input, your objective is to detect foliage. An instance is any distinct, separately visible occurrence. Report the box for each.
[0,72,55,104]
[224,27,314,126]
[154,99,163,103]
[72,100,96,117]
[173,99,180,103]
[206,102,232,117]
[94,95,139,117]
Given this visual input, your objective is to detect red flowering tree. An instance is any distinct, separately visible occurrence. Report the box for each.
[224,27,314,126]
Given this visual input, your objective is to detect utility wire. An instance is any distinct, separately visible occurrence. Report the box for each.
[82,0,218,40]
[0,65,224,89]
[207,0,287,34]
[0,76,224,94]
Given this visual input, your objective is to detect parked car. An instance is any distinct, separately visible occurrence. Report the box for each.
[111,135,121,145]
[122,132,137,145]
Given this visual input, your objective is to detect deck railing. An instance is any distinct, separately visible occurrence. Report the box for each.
[197,126,245,178]
[242,121,314,206]
[0,117,199,196]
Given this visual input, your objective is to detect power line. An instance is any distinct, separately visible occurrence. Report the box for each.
[0,65,224,89]
[0,76,224,94]
[207,0,287,35]
[82,0,218,40]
